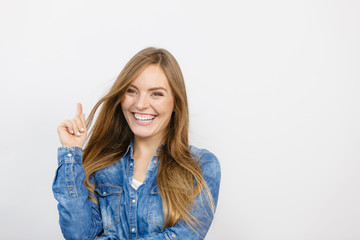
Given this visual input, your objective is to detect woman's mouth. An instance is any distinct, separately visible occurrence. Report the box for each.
[133,113,156,124]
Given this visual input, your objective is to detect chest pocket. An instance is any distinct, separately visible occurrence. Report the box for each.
[95,184,123,228]
[147,186,164,228]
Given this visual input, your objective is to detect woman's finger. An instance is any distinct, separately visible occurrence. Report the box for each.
[75,103,83,118]
[74,116,85,133]
[71,119,81,137]
[62,120,75,135]
[80,113,87,132]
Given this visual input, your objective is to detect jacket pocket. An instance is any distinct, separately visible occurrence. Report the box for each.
[95,184,123,228]
[147,186,164,228]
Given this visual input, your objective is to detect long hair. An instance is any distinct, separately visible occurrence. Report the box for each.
[82,47,214,233]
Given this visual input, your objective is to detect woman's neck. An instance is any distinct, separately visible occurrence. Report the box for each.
[133,136,163,160]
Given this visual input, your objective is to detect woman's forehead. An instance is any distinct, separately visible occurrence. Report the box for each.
[131,64,170,90]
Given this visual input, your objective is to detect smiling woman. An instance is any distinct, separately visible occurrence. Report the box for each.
[121,64,175,143]
[52,47,221,240]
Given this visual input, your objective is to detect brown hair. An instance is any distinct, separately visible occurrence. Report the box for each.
[82,47,214,234]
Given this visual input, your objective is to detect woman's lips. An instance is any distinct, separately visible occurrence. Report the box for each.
[132,113,157,126]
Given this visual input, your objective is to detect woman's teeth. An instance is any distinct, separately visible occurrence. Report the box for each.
[134,113,155,122]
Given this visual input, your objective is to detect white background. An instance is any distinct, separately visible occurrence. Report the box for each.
[0,0,359,239]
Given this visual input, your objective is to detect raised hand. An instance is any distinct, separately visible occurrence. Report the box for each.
[57,103,87,148]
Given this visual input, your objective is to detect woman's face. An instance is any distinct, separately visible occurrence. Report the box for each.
[121,64,174,143]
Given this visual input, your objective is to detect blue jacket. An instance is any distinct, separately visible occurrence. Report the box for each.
[52,142,221,240]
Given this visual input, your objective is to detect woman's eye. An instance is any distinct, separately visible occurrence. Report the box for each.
[152,92,164,97]
[127,88,136,93]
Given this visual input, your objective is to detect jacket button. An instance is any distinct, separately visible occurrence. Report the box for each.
[67,153,72,157]
[131,228,136,232]
[103,192,107,195]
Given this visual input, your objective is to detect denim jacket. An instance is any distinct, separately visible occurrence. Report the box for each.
[52,142,221,240]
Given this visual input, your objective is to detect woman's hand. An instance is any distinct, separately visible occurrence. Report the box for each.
[57,103,87,148]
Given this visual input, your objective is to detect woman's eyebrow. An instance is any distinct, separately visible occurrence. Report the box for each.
[129,85,167,92]
[148,87,167,92]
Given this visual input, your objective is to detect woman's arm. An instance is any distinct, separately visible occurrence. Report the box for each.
[52,146,103,240]
[140,151,221,240]
[53,103,102,239]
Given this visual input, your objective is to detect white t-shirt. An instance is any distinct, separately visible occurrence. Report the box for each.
[131,178,143,190]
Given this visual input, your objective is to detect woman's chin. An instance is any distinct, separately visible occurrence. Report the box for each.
[132,129,165,142]
[132,131,155,139]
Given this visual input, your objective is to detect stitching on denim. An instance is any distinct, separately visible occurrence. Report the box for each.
[95,185,122,228]
[128,191,131,231]
[64,162,78,198]
[71,164,78,197]
[147,186,163,227]
[95,184,123,195]
[64,161,69,195]
[198,150,210,160]
[117,187,121,226]
[164,232,171,240]
[190,148,210,165]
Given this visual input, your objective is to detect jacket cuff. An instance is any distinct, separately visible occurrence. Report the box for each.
[57,146,83,166]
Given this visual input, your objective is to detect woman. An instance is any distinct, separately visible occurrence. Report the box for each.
[52,47,221,240]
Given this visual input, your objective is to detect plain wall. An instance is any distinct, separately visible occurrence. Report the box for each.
[1,0,360,239]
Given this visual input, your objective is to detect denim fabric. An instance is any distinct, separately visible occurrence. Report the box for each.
[52,142,221,240]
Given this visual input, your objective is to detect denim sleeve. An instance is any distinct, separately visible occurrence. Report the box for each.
[52,146,103,240]
[139,151,221,240]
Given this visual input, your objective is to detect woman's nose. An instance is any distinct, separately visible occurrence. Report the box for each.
[135,94,150,110]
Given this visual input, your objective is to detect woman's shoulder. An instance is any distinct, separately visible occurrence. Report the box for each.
[190,145,221,186]
[190,145,220,169]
